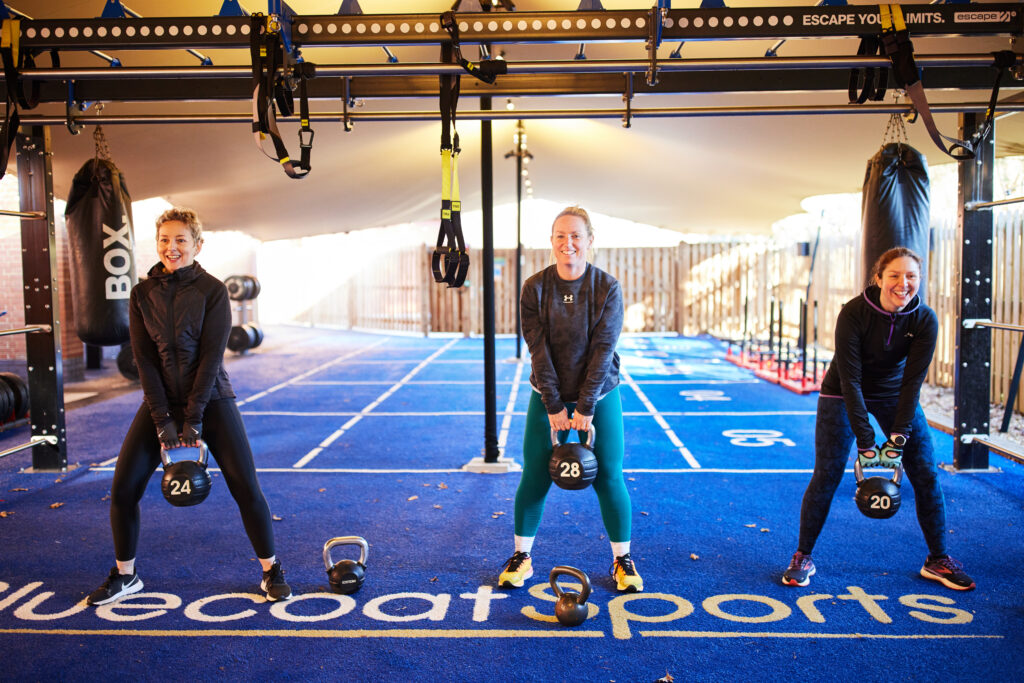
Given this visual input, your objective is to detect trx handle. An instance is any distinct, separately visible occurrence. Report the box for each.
[432,41,470,289]
[249,13,316,179]
[439,11,508,85]
[878,3,975,160]
[847,35,887,105]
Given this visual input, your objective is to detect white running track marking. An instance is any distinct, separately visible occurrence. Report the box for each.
[619,367,701,469]
[292,339,459,468]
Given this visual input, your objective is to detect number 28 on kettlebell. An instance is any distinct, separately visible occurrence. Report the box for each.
[548,425,598,491]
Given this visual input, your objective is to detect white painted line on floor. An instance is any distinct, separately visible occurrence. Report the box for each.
[649,411,816,417]
[242,410,514,417]
[620,368,701,469]
[292,339,459,468]
[86,465,1004,475]
[236,338,388,407]
[294,380,517,386]
[498,361,526,450]
[627,380,760,385]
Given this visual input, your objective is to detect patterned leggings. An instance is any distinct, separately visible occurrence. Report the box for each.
[797,396,947,557]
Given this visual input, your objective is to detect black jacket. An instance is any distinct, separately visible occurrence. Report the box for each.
[820,285,938,449]
[130,261,235,428]
[520,263,623,416]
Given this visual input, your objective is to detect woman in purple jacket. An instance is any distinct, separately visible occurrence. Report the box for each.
[87,208,290,605]
[783,247,973,591]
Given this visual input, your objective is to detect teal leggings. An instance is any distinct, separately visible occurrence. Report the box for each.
[514,386,632,542]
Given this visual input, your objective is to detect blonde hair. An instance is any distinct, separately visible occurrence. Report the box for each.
[156,207,203,244]
[550,205,597,262]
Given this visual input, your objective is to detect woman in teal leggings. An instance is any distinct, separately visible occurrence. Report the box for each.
[499,206,642,593]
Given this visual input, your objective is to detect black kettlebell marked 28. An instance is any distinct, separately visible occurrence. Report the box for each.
[548,426,598,490]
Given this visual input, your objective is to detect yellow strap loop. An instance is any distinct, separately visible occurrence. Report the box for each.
[1,19,20,61]
[451,151,461,205]
[440,149,452,201]
[879,4,906,33]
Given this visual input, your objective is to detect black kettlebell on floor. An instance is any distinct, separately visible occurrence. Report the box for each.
[550,566,592,627]
[160,441,212,507]
[854,460,902,519]
[548,425,598,490]
[323,536,369,595]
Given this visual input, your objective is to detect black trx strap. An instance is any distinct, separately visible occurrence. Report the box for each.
[250,13,315,179]
[439,11,508,85]
[432,41,469,289]
[974,50,1019,151]
[848,35,887,105]
[878,4,975,160]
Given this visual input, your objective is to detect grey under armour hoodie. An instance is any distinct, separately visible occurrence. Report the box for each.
[520,263,623,416]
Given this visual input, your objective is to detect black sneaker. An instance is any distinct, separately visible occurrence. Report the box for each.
[261,560,292,601]
[87,567,143,606]
[782,551,816,587]
[921,555,976,591]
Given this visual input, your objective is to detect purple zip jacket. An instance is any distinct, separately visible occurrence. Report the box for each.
[819,285,938,450]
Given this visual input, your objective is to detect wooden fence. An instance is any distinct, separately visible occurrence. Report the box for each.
[297,211,1024,413]
[305,246,676,336]
[676,210,1024,412]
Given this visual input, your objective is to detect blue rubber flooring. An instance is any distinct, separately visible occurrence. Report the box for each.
[0,327,1021,682]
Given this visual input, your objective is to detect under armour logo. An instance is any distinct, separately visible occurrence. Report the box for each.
[905,332,915,338]
[563,294,574,304]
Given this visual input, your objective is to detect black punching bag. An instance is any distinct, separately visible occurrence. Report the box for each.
[64,159,138,346]
[860,142,930,300]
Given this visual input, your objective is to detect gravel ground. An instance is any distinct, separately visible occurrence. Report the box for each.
[919,383,1024,451]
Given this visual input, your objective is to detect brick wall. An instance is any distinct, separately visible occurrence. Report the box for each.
[0,175,84,381]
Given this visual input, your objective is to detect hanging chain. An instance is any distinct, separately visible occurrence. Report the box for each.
[882,91,910,146]
[93,117,112,162]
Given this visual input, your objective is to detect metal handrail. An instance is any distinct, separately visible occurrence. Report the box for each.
[0,324,52,338]
[0,209,46,219]
[962,319,1024,333]
[965,196,1024,211]
[0,435,58,461]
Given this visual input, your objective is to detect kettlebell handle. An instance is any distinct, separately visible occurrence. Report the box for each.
[548,565,591,603]
[159,440,208,469]
[549,425,596,450]
[854,460,903,485]
[323,535,369,571]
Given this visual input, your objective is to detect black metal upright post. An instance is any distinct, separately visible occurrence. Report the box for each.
[515,120,524,359]
[953,112,993,470]
[481,95,500,462]
[17,126,68,471]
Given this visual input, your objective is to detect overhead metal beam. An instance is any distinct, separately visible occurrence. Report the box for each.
[14,5,1022,52]
[3,66,1014,104]
[19,101,1024,127]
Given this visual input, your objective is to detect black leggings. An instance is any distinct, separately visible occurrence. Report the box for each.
[110,398,275,561]
[797,396,947,557]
